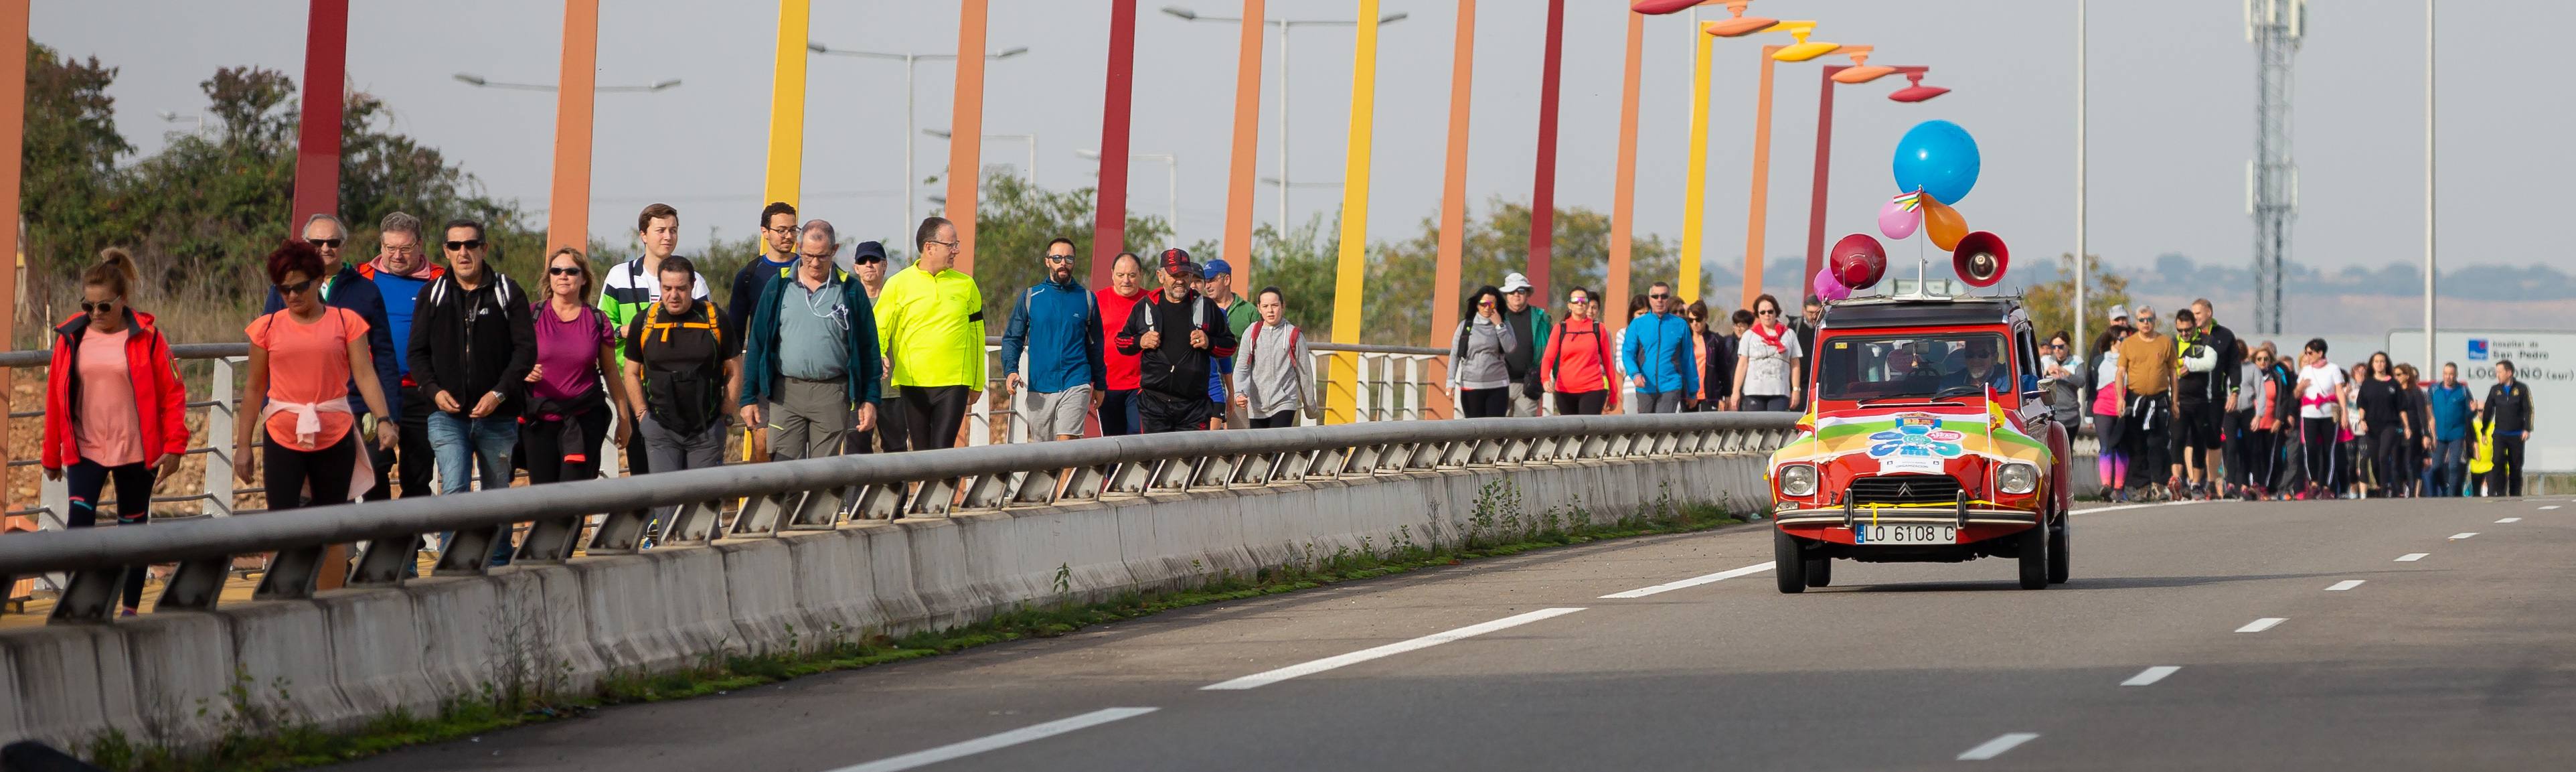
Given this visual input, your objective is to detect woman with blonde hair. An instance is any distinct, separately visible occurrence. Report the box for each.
[522,246,631,485]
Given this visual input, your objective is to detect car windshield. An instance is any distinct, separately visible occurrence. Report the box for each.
[1816,332,2014,401]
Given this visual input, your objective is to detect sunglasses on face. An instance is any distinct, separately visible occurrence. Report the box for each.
[1759,309,1779,316]
[548,266,583,276]
[307,238,343,248]
[855,256,885,265]
[1648,293,1670,300]
[1044,254,1076,263]
[276,279,316,295]
[1477,301,1495,308]
[81,299,120,313]
[1568,297,1589,305]
[445,239,484,251]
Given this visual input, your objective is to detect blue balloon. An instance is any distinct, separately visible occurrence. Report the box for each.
[1892,120,1982,205]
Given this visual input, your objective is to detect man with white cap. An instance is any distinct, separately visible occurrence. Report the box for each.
[1498,271,1553,416]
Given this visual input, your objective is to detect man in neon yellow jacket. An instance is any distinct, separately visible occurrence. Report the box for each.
[875,216,987,451]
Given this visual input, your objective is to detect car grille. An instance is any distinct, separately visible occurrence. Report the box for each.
[1844,475,1961,506]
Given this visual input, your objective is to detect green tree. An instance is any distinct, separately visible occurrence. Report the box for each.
[19,42,133,320]
[962,169,1171,326]
[2022,252,2129,353]
[1354,198,1675,346]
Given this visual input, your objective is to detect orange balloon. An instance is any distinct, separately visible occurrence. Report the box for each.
[1921,192,1969,250]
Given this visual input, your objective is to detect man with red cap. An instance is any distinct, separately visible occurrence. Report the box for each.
[1115,248,1239,433]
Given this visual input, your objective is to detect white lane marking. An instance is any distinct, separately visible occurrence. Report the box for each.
[2449,532,2479,540]
[1599,562,1777,599]
[2541,505,2563,510]
[2236,617,2287,633]
[2070,500,2208,515]
[2497,517,2522,524]
[2120,666,2180,686]
[2324,580,2366,592]
[1956,732,2042,761]
[2395,553,2430,562]
[827,707,1159,772]
[1202,608,1587,690]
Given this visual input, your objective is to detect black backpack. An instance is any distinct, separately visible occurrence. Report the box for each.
[638,303,726,435]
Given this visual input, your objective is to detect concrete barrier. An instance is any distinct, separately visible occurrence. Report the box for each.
[3,447,2099,754]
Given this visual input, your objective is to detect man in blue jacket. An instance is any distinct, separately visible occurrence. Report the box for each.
[1619,281,1697,414]
[1000,237,1107,441]
[739,220,882,461]
[264,214,401,501]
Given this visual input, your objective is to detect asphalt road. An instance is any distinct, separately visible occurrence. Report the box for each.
[334,496,2576,771]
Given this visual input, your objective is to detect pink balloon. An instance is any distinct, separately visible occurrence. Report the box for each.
[1878,199,1921,240]
[1813,267,1852,301]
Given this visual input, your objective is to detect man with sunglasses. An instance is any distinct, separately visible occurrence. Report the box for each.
[407,220,536,564]
[1498,272,1553,417]
[846,240,904,451]
[2115,306,2180,500]
[1619,282,1696,414]
[999,238,1106,441]
[263,213,400,498]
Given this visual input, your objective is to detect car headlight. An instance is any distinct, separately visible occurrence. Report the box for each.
[1996,463,2040,495]
[1779,464,1818,497]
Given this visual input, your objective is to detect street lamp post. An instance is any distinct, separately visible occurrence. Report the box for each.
[452,73,682,93]
[809,42,1028,241]
[1081,149,1178,239]
[2422,0,2435,374]
[929,129,1037,187]
[155,110,204,137]
[1802,58,1944,289]
[1159,6,1406,231]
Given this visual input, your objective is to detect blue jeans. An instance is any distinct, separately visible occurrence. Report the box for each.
[2431,438,2469,497]
[427,411,521,565]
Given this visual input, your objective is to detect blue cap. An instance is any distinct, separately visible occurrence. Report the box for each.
[1202,258,1232,276]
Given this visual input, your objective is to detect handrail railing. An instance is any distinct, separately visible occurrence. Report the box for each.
[0,412,1799,623]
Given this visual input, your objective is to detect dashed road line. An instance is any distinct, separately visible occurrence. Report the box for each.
[2324,580,2366,592]
[1202,607,1587,690]
[1956,733,2041,761]
[2235,617,2287,633]
[826,708,1159,772]
[2497,517,2522,524]
[2449,532,2479,540]
[2541,505,2563,510]
[2070,500,2207,515]
[1599,562,1776,599]
[2395,553,2429,562]
[2121,666,2180,686]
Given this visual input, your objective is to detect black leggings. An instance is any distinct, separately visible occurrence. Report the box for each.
[521,408,612,485]
[1553,390,1609,416]
[66,459,155,609]
[266,433,359,511]
[2300,417,2340,491]
[1249,409,1298,429]
[900,385,973,451]
[2368,426,2408,493]
[1461,387,1510,418]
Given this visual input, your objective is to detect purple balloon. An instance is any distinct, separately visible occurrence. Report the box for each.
[1814,267,1852,302]
[1878,199,1921,240]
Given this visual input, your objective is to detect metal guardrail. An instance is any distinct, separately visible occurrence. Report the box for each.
[0,412,1799,623]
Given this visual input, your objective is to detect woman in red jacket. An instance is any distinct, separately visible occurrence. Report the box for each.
[1539,286,1617,415]
[40,249,188,616]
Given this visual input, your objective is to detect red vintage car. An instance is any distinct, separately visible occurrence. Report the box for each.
[1766,293,2075,592]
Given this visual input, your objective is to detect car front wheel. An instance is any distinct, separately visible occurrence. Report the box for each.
[1775,529,1808,594]
[2046,515,2071,585]
[2017,522,2050,590]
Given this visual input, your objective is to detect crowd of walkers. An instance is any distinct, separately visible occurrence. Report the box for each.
[2071,299,2537,503]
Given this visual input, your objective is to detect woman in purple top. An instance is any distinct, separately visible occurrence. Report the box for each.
[521,247,631,484]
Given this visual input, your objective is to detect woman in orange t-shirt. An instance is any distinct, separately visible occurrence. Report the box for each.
[232,240,398,516]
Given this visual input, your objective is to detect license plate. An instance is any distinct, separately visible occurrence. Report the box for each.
[1856,524,1957,544]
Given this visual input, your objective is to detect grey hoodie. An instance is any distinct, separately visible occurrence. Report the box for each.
[1448,315,1520,390]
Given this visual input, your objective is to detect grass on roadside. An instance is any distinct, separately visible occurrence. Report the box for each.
[80,481,1745,771]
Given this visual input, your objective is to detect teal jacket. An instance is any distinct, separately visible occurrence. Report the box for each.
[740,266,883,407]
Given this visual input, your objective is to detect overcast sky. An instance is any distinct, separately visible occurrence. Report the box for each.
[32,0,2567,282]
